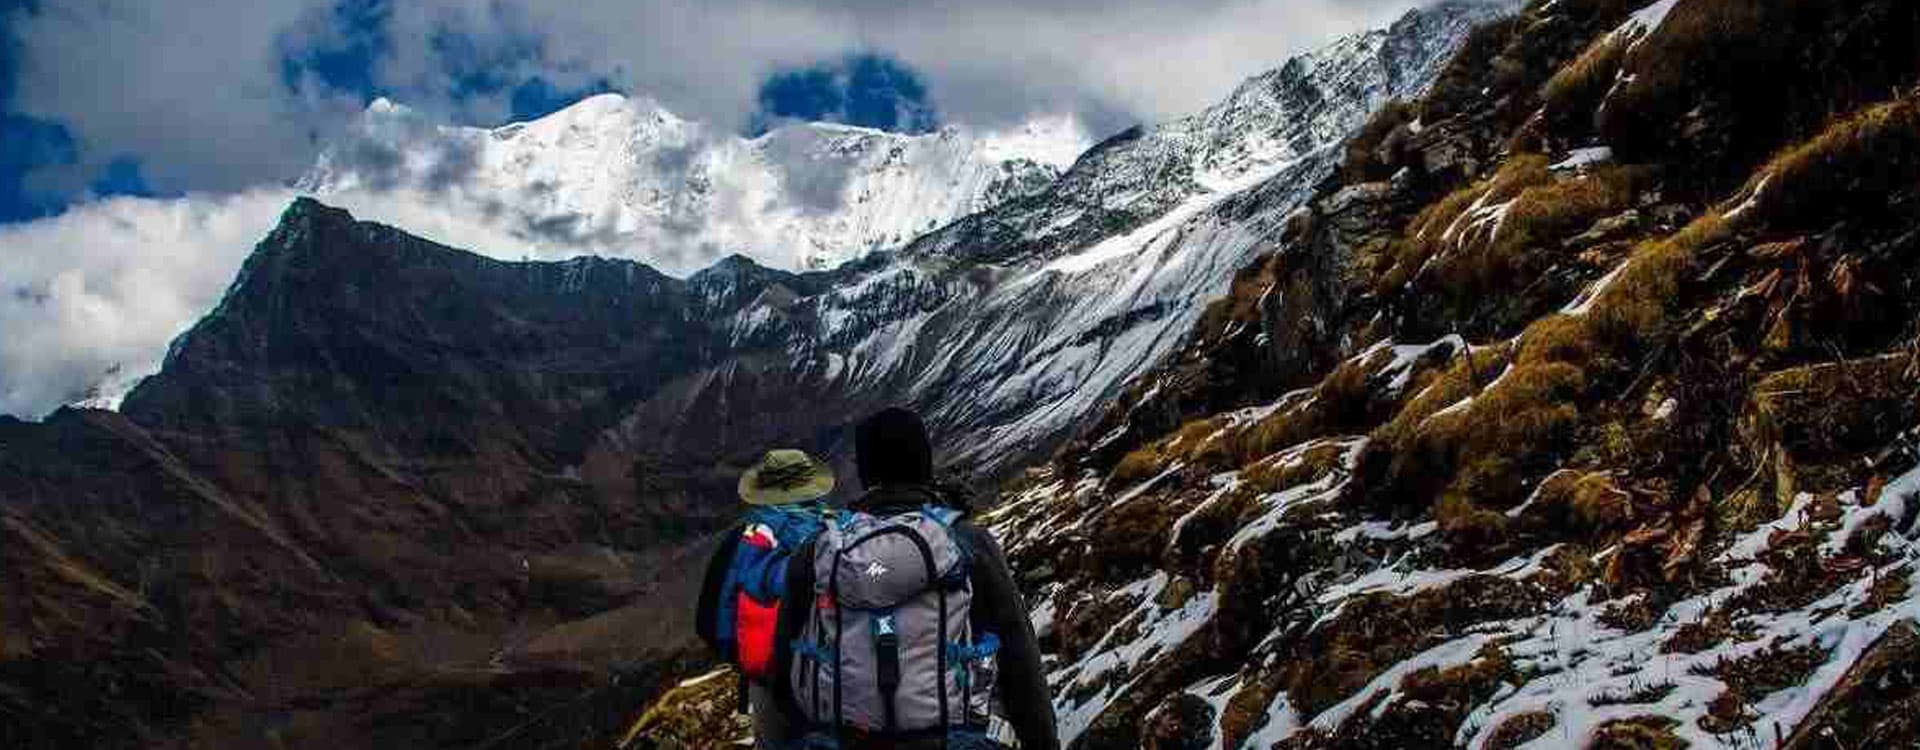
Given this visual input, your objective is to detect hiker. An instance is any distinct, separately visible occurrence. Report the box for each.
[773,408,1059,750]
[697,449,839,749]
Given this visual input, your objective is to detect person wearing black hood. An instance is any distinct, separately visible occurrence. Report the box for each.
[772,407,1059,750]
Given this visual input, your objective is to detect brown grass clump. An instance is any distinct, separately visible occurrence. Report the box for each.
[1373,341,1515,449]
[1740,91,1920,231]
[1112,445,1171,485]
[1436,165,1651,320]
[1740,353,1919,466]
[1241,441,1349,495]
[1238,359,1377,464]
[1088,492,1194,579]
[630,668,752,749]
[1399,644,1515,707]
[1694,642,1832,732]
[1506,211,1732,376]
[1376,156,1553,295]
[1217,677,1281,749]
[1435,494,1512,551]
[1515,470,1636,541]
[1168,417,1229,463]
[1589,715,1687,750]
[1543,30,1629,133]
[1484,710,1555,750]
[1285,576,1546,717]
[1409,361,1588,508]
[1376,155,1649,329]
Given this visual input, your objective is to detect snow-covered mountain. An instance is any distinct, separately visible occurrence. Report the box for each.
[297,94,1089,272]
[578,1,1507,481]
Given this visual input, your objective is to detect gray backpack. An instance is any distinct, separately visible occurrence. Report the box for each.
[788,504,1005,745]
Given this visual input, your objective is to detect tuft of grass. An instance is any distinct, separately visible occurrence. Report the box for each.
[1515,470,1635,541]
[1242,441,1348,495]
[1543,31,1630,133]
[1438,165,1651,306]
[1739,92,1920,230]
[1375,155,1650,327]
[1238,360,1376,465]
[1485,710,1555,750]
[1111,445,1170,485]
[1589,716,1687,750]
[1384,357,1587,510]
[1741,353,1919,465]
[1435,494,1512,551]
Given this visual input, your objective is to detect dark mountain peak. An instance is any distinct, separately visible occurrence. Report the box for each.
[121,199,704,437]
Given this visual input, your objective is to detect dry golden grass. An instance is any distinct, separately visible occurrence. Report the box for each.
[1443,164,1649,295]
[1543,31,1629,124]
[1241,441,1349,495]
[1516,470,1635,541]
[1236,362,1370,464]
[1435,494,1511,548]
[1376,155,1647,310]
[1111,445,1169,485]
[1741,92,1920,229]
[1590,716,1687,750]
[1485,710,1556,750]
[1372,341,1514,450]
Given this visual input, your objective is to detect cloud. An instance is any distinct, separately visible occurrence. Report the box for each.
[7,0,1422,198]
[0,190,292,416]
[9,0,360,195]
[757,127,857,215]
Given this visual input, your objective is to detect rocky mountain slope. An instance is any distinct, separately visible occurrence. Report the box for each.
[0,5,1502,748]
[298,94,1088,273]
[966,0,1920,747]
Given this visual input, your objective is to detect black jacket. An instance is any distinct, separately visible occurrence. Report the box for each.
[772,485,1060,750]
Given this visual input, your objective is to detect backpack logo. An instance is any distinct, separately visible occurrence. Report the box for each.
[875,614,897,636]
[742,523,779,550]
[865,560,889,579]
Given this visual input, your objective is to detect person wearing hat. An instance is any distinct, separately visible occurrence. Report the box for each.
[771,408,1060,750]
[696,448,838,749]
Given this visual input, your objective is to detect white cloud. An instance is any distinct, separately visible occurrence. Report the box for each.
[10,0,1420,193]
[0,190,293,416]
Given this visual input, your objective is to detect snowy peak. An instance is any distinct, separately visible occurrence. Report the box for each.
[297,93,1092,273]
[901,0,1506,270]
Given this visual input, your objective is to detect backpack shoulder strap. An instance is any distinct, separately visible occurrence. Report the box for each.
[694,523,745,652]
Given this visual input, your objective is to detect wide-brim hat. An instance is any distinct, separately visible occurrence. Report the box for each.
[739,449,836,506]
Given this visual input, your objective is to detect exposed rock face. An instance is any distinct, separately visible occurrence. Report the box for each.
[980,0,1920,747]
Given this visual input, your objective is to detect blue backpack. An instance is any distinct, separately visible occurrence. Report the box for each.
[699,503,830,680]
